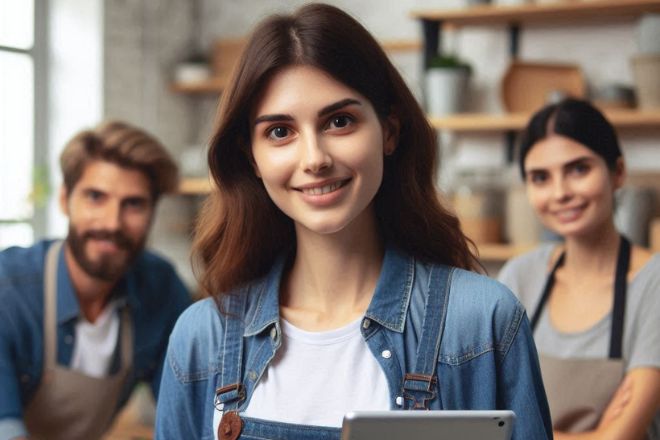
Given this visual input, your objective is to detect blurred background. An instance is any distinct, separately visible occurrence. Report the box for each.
[2,0,660,437]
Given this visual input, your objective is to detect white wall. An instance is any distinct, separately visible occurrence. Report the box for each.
[47,0,104,237]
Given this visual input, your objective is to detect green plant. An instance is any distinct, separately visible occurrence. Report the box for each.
[428,54,472,72]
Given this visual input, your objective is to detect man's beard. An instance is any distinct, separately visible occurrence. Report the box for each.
[66,225,145,282]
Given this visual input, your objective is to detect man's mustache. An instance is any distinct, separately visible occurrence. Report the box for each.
[82,230,133,249]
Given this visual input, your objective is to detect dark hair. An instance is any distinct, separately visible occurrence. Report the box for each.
[518,98,622,178]
[60,120,179,200]
[193,3,479,296]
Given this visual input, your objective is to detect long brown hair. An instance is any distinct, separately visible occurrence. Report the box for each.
[193,3,478,297]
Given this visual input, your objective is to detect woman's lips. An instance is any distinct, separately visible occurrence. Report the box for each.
[553,203,587,223]
[295,178,351,206]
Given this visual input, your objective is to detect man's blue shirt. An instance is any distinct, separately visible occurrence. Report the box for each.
[0,239,191,439]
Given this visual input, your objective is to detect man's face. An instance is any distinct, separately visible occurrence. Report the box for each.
[60,160,155,282]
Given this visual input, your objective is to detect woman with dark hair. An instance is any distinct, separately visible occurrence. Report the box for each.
[155,4,551,439]
[499,98,660,439]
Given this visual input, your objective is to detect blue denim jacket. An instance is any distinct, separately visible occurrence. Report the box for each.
[156,246,552,440]
[0,240,191,439]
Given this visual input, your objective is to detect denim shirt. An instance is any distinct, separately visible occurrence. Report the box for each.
[156,246,552,440]
[0,240,191,440]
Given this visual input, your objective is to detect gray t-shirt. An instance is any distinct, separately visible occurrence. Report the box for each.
[498,244,660,437]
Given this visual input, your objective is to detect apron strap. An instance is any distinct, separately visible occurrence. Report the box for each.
[609,236,630,359]
[531,236,630,360]
[118,306,133,371]
[530,252,565,332]
[43,241,64,369]
[214,293,248,412]
[402,265,453,410]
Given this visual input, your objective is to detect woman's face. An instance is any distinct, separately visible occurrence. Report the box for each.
[250,65,396,236]
[524,134,624,239]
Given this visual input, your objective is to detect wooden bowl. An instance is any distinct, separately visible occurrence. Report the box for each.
[501,61,586,113]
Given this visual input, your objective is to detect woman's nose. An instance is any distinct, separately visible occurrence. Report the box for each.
[301,133,332,173]
[552,176,573,202]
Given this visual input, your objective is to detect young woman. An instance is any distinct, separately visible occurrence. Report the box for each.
[155,4,551,439]
[499,98,660,439]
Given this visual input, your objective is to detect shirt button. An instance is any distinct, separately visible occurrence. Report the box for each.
[362,319,371,329]
[395,396,404,406]
[64,335,73,345]
[381,350,391,359]
[248,371,257,381]
[270,327,277,340]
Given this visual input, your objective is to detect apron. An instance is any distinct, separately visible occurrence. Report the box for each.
[23,240,133,440]
[530,236,630,432]
[212,266,454,440]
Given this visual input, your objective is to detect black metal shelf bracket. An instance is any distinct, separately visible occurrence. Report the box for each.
[422,19,442,69]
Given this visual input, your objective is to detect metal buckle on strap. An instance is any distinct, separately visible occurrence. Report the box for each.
[403,373,437,391]
[402,373,438,410]
[214,383,245,410]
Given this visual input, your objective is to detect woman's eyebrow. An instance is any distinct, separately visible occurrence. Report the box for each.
[562,156,592,169]
[318,98,361,117]
[254,113,294,126]
[253,98,362,127]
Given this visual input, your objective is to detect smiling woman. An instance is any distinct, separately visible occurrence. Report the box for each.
[154,4,552,440]
[499,98,660,440]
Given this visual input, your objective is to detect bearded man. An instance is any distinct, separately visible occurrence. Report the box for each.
[0,121,191,440]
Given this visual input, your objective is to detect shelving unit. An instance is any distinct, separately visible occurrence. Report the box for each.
[477,243,535,261]
[411,0,660,26]
[170,76,229,95]
[412,0,660,64]
[178,177,212,195]
[414,0,660,261]
[430,109,660,132]
[169,39,421,95]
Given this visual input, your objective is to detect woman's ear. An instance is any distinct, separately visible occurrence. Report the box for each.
[613,157,626,190]
[383,114,400,156]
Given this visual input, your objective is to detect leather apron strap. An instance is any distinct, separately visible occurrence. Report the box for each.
[23,240,133,440]
[402,265,454,410]
[531,236,631,432]
[530,235,631,359]
[42,240,62,369]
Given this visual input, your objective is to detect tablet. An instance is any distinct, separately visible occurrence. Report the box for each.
[341,410,515,440]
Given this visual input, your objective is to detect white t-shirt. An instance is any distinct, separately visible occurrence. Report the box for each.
[238,317,390,427]
[70,301,119,378]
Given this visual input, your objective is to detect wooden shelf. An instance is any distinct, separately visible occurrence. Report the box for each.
[476,243,535,262]
[412,0,660,26]
[178,177,212,195]
[170,77,228,94]
[429,109,660,133]
[169,39,420,95]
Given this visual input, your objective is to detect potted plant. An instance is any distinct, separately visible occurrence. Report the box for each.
[424,54,472,116]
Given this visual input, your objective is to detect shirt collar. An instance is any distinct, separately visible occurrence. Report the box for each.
[243,245,414,336]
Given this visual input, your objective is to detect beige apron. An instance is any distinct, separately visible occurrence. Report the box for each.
[23,241,133,440]
[531,236,630,433]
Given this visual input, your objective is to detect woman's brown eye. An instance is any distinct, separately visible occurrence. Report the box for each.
[333,116,349,128]
[328,114,354,130]
[269,126,288,139]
